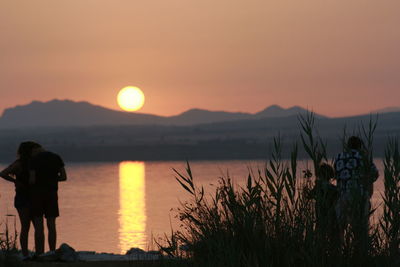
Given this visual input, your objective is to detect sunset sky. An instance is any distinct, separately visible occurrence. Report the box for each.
[0,1,399,117]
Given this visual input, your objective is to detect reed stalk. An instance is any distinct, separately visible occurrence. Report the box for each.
[159,112,399,267]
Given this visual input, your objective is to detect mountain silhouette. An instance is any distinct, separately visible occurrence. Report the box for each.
[370,106,400,114]
[0,100,164,128]
[0,99,323,129]
[1,101,400,161]
[254,105,314,118]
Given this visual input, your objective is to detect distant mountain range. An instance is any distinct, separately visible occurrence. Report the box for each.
[0,99,323,129]
[371,106,400,114]
[0,100,400,161]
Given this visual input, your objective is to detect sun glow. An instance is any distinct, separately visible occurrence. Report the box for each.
[117,86,145,112]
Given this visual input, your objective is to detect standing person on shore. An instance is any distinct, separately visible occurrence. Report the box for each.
[307,163,339,245]
[29,146,67,255]
[309,164,338,229]
[0,141,42,259]
[334,136,379,245]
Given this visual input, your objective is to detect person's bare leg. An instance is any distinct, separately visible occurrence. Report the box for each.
[46,217,57,251]
[17,208,31,257]
[33,217,44,255]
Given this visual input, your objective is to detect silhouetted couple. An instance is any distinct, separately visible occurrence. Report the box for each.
[310,136,379,248]
[0,142,66,259]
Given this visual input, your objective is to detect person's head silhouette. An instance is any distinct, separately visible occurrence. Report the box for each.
[316,163,334,182]
[17,141,42,162]
[347,136,364,150]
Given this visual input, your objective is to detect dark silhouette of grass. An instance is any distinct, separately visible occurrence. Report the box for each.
[0,215,20,267]
[159,113,400,267]
[381,138,400,263]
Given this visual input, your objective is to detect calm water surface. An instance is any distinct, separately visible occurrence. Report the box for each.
[0,160,385,254]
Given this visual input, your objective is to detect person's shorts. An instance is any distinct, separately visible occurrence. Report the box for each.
[336,193,350,225]
[335,191,370,226]
[30,191,59,218]
[14,192,30,209]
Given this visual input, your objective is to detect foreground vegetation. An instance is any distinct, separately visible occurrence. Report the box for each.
[160,114,400,267]
[0,215,20,266]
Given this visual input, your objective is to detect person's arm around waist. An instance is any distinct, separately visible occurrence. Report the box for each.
[0,162,18,183]
[58,167,67,182]
[0,171,17,183]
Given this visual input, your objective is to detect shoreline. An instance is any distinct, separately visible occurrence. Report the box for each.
[21,260,184,267]
[5,246,173,266]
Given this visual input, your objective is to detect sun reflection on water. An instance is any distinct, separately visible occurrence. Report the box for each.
[118,161,147,253]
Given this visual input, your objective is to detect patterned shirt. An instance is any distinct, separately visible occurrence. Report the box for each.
[334,149,378,196]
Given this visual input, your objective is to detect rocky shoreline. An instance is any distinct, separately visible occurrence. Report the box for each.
[5,243,164,263]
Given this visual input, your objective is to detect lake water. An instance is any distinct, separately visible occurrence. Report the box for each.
[0,160,385,254]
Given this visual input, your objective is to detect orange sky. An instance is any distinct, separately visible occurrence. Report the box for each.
[0,0,399,117]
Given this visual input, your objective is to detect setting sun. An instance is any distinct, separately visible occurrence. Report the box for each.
[117,86,145,112]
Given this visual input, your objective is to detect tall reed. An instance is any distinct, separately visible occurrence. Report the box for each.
[381,138,400,264]
[160,113,400,267]
[0,216,20,267]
